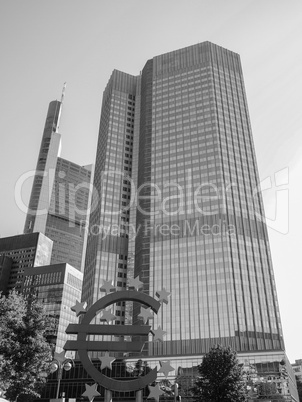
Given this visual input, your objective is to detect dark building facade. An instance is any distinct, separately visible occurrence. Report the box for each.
[0,255,12,294]
[0,232,53,293]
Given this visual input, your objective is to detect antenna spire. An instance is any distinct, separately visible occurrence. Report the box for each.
[61,82,67,104]
[56,82,66,132]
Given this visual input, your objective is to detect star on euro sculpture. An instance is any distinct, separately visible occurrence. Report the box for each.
[100,309,117,323]
[99,351,116,370]
[158,360,175,377]
[151,326,166,342]
[138,306,154,324]
[128,276,143,291]
[156,288,171,304]
[71,300,87,317]
[82,383,100,402]
[54,350,66,363]
[100,279,116,293]
[147,383,164,401]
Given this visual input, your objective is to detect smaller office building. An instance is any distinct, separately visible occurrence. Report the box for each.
[292,359,302,383]
[0,232,53,293]
[21,263,83,354]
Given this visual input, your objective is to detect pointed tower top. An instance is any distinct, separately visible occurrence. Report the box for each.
[61,82,67,104]
[56,82,66,132]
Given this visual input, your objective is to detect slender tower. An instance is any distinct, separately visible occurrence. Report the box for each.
[24,85,93,271]
[24,97,63,234]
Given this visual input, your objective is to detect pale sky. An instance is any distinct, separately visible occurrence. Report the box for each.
[0,0,302,363]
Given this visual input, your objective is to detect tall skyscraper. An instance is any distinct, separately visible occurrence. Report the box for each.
[24,93,93,271]
[81,42,297,399]
[135,42,283,357]
[82,71,137,319]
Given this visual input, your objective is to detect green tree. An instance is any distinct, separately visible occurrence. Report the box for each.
[192,344,248,402]
[0,290,53,402]
[257,382,286,401]
[131,359,153,399]
[132,359,152,378]
[175,367,197,399]
[159,378,173,400]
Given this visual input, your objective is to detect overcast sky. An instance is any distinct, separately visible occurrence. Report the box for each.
[0,0,302,362]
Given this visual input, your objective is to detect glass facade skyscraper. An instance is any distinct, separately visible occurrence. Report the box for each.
[135,42,283,356]
[81,42,298,400]
[82,71,137,319]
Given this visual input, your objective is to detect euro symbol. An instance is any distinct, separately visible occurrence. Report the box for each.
[64,290,160,391]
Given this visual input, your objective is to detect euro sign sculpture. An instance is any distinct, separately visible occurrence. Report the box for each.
[64,278,172,401]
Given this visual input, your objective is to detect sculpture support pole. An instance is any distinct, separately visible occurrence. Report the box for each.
[136,389,143,402]
[55,367,63,399]
[104,389,112,402]
[174,383,179,402]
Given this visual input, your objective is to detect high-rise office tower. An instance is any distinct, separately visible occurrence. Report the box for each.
[82,71,137,319]
[24,93,93,271]
[82,43,297,399]
[135,43,283,356]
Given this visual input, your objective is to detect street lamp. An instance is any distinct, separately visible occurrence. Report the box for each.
[173,383,181,402]
[50,352,74,400]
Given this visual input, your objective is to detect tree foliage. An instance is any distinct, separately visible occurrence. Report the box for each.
[159,378,173,400]
[0,290,54,401]
[192,344,248,402]
[132,359,152,378]
[257,382,286,401]
[175,367,196,399]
